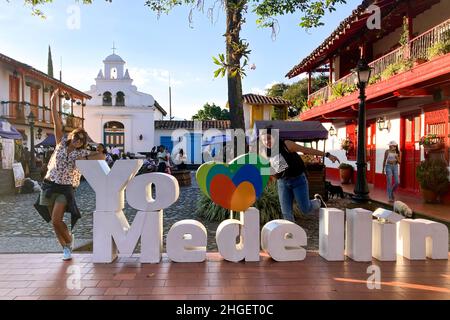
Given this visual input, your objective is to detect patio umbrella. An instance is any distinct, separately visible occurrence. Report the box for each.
[252,120,329,142]
[35,134,56,147]
[36,132,97,148]
[0,118,22,140]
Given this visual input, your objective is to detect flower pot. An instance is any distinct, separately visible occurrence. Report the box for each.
[424,142,444,152]
[339,168,353,184]
[413,58,428,66]
[421,188,439,203]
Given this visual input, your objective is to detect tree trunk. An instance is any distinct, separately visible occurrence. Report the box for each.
[225,0,245,130]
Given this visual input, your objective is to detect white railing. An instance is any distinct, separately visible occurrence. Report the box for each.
[307,18,450,106]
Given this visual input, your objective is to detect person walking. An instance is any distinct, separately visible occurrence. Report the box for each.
[382,141,401,202]
[259,128,339,222]
[21,146,31,177]
[34,89,105,261]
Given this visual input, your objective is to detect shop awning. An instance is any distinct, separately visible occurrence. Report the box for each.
[0,118,23,140]
[253,120,328,142]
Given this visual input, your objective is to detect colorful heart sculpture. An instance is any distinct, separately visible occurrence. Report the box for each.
[196,153,270,212]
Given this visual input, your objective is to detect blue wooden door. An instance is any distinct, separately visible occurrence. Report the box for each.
[187,133,202,164]
[160,136,173,153]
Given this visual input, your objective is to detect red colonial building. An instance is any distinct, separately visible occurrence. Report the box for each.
[0,52,90,148]
[287,0,450,196]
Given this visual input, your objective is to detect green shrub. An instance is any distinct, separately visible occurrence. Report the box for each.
[330,82,347,99]
[196,182,301,224]
[368,74,381,85]
[381,59,413,80]
[427,40,450,60]
[416,159,449,195]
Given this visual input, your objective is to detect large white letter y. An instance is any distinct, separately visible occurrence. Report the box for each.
[76,160,142,212]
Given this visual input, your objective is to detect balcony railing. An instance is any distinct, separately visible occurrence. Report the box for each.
[307,18,450,106]
[0,101,83,130]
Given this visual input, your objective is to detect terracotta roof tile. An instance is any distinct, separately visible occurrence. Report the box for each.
[243,94,291,106]
[286,0,378,78]
[0,52,91,99]
[155,120,231,130]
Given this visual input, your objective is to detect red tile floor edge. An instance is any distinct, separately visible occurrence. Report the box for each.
[0,252,449,300]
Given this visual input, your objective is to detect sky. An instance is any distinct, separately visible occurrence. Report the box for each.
[0,0,360,119]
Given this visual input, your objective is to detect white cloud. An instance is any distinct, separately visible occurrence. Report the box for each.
[128,67,183,88]
[264,81,279,90]
[248,81,280,96]
[249,87,266,95]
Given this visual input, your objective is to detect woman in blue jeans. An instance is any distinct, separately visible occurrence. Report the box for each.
[260,131,340,222]
[382,141,401,202]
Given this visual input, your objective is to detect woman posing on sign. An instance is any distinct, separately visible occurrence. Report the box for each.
[36,89,105,261]
[259,128,340,222]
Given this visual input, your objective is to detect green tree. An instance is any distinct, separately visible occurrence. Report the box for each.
[266,75,328,117]
[47,45,54,78]
[266,83,289,97]
[192,103,230,121]
[20,0,346,129]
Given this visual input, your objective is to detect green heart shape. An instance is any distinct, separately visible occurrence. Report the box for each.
[196,153,271,200]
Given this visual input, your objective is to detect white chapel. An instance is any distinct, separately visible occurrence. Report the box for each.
[74,50,167,154]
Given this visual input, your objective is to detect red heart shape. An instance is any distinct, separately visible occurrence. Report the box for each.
[210,174,236,209]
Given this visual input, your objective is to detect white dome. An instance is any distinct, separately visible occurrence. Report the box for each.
[103,54,125,63]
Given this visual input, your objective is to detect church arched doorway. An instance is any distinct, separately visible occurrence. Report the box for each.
[104,121,125,153]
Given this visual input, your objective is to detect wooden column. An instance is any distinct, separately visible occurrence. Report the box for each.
[42,81,46,123]
[308,72,312,96]
[20,70,25,102]
[407,0,413,40]
[329,58,333,83]
[359,45,366,59]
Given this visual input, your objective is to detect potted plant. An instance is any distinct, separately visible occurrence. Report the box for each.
[339,163,354,184]
[413,56,428,66]
[427,30,450,60]
[416,159,449,203]
[341,137,355,158]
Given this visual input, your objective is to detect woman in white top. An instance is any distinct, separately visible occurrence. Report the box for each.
[382,141,401,202]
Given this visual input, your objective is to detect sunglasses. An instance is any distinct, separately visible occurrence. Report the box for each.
[73,135,85,143]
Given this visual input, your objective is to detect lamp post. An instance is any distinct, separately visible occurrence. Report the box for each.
[27,111,36,172]
[352,58,372,203]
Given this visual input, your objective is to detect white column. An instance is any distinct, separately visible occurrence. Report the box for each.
[319,208,345,261]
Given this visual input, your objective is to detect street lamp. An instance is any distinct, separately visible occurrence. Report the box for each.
[27,111,36,171]
[352,58,372,203]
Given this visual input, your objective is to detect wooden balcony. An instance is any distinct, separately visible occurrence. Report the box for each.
[0,101,83,132]
[307,18,450,107]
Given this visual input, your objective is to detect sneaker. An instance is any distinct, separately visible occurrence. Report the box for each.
[314,194,327,208]
[62,246,72,261]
